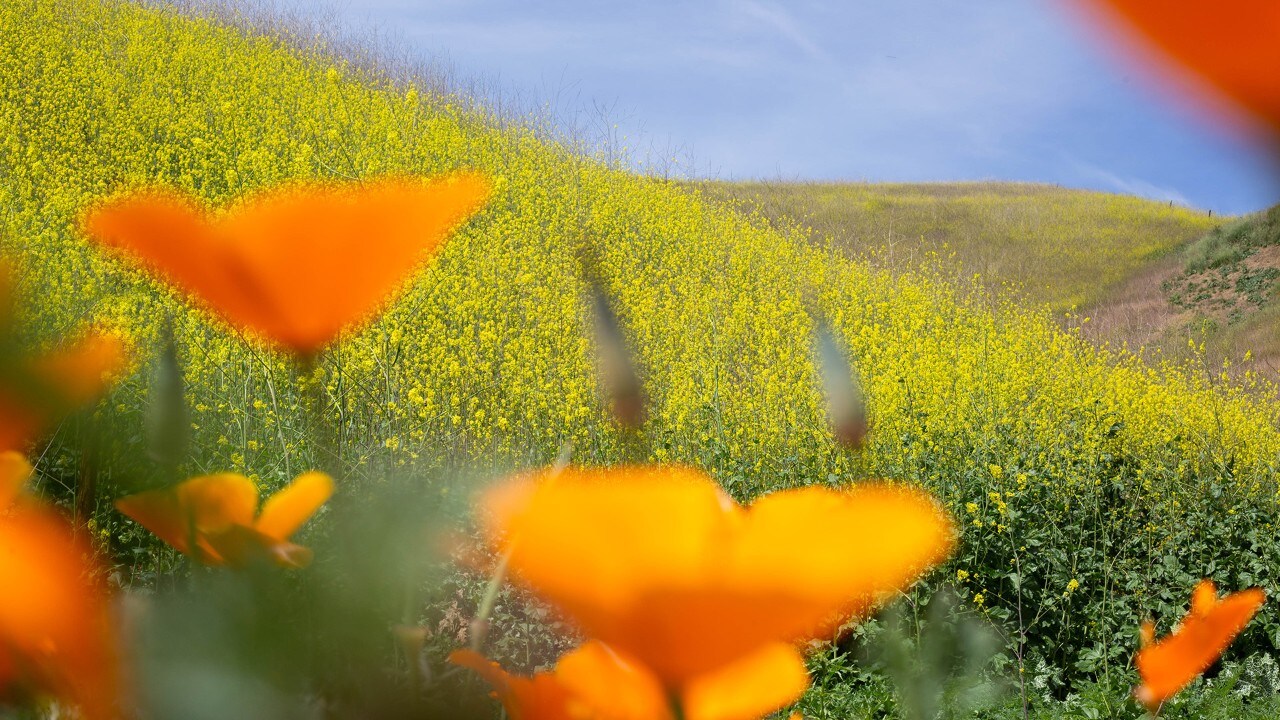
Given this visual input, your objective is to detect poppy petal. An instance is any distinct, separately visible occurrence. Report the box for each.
[680,642,809,720]
[254,471,333,541]
[481,467,954,687]
[448,649,513,695]
[554,641,672,720]
[83,174,490,354]
[218,173,491,353]
[449,648,577,719]
[481,466,733,615]
[0,405,39,454]
[1191,578,1217,617]
[173,474,258,531]
[0,507,118,719]
[0,331,128,452]
[115,488,193,555]
[82,191,252,319]
[1134,582,1265,709]
[1075,1,1280,133]
[732,483,956,627]
[204,524,314,569]
[0,451,31,509]
[33,332,129,407]
[116,474,258,560]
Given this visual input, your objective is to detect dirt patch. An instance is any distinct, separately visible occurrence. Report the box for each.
[1075,238,1280,386]
[1075,253,1194,354]
[1163,243,1280,327]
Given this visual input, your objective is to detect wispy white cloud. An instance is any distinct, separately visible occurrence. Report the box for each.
[731,0,830,64]
[1066,159,1194,206]
[322,0,1276,214]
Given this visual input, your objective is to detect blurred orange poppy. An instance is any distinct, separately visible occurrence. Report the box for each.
[82,173,491,355]
[452,640,805,720]
[0,331,129,452]
[479,466,954,711]
[1074,1,1280,135]
[0,451,32,510]
[0,506,119,719]
[451,642,670,720]
[115,471,333,568]
[1134,579,1266,710]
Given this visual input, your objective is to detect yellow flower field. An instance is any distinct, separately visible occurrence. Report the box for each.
[0,0,1277,715]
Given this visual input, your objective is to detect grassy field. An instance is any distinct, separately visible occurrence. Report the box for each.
[2,1,1280,718]
[703,181,1280,386]
[696,180,1219,312]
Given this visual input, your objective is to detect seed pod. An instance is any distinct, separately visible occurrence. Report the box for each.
[589,283,646,429]
[146,317,189,469]
[814,314,868,448]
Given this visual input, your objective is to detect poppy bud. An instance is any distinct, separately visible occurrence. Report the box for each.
[813,314,868,448]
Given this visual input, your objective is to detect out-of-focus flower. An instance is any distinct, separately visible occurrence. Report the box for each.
[456,635,807,720]
[451,647,579,720]
[0,506,119,718]
[115,471,333,568]
[1073,1,1280,135]
[0,451,32,510]
[0,260,130,453]
[478,466,954,716]
[82,173,491,355]
[0,331,129,452]
[450,638,788,717]
[1134,579,1266,710]
[813,313,867,449]
[451,641,676,720]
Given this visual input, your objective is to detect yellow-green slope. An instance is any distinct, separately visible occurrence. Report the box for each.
[1,0,1279,688]
[698,180,1218,312]
[699,181,1280,381]
[3,0,1278,494]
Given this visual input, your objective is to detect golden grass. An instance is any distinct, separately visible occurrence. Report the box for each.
[697,180,1220,313]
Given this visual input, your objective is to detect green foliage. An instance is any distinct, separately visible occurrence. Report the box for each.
[1183,208,1280,276]
[857,591,1006,719]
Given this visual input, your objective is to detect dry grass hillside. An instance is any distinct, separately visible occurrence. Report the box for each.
[701,180,1280,382]
[697,180,1218,312]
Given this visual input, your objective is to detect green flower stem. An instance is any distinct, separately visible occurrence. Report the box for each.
[469,441,573,652]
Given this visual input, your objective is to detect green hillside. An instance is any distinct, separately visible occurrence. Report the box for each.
[1,1,1278,717]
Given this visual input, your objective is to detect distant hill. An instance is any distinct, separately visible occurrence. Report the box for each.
[696,180,1218,312]
[699,181,1280,382]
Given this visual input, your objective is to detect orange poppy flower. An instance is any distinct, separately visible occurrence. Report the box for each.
[1134,579,1266,710]
[478,466,954,712]
[453,640,806,720]
[0,331,129,452]
[0,506,119,719]
[0,451,32,510]
[1074,1,1280,134]
[451,642,671,720]
[82,173,491,355]
[0,260,129,452]
[115,471,333,568]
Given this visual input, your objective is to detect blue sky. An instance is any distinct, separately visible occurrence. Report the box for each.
[327,0,1279,216]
